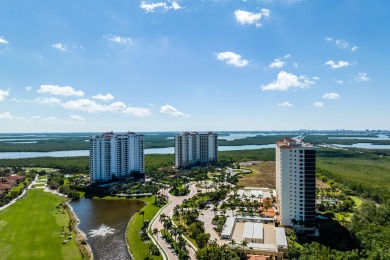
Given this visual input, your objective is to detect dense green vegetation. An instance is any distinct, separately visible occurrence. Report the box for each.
[195,240,240,260]
[0,189,81,260]
[218,148,275,161]
[317,149,390,203]
[0,157,89,172]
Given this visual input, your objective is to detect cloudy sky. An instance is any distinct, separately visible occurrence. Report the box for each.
[0,0,389,132]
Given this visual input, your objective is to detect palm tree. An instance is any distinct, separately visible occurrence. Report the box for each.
[177,236,187,250]
[163,218,172,234]
[171,226,178,242]
[159,213,167,224]
[173,205,180,218]
[240,240,249,257]
[230,205,236,217]
[228,239,237,248]
[152,228,159,240]
[212,206,219,216]
[250,194,256,203]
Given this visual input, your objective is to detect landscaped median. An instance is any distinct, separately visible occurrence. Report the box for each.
[126,196,164,260]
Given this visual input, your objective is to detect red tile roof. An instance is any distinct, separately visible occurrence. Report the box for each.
[0,183,12,190]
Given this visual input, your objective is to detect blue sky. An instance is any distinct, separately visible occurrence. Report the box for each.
[0,0,389,132]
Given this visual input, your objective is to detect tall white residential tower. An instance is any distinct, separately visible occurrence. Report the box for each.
[175,132,218,168]
[89,131,144,182]
[276,138,316,232]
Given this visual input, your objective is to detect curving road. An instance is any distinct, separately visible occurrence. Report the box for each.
[151,183,199,260]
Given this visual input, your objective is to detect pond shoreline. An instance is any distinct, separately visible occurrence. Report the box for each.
[66,201,94,260]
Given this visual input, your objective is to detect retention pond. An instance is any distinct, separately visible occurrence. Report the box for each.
[69,198,144,260]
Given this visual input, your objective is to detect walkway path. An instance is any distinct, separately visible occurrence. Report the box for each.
[151,183,199,260]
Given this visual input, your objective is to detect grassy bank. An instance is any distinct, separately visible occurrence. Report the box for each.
[237,161,276,188]
[0,189,81,260]
[126,196,163,260]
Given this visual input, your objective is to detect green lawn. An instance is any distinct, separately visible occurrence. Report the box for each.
[0,189,81,260]
[26,167,55,172]
[335,212,352,222]
[350,196,363,208]
[9,181,27,193]
[126,196,163,260]
[38,175,48,181]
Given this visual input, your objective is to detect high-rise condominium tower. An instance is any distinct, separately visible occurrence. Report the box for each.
[175,132,218,168]
[276,138,316,232]
[89,131,144,182]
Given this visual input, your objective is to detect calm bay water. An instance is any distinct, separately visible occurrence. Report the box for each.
[0,144,276,159]
[69,199,144,260]
[332,143,390,149]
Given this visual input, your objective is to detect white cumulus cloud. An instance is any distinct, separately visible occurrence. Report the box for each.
[103,34,132,45]
[268,59,285,69]
[52,43,67,51]
[322,92,340,100]
[314,102,324,108]
[0,112,12,119]
[160,105,188,117]
[38,85,85,97]
[216,51,249,67]
[325,60,350,69]
[62,99,107,112]
[261,71,317,91]
[278,101,293,107]
[31,116,59,122]
[336,80,344,85]
[234,9,269,27]
[25,86,32,91]
[34,97,62,105]
[0,89,10,101]
[70,114,85,121]
[123,107,152,117]
[92,93,114,101]
[140,1,167,12]
[171,1,182,10]
[140,1,182,12]
[356,72,370,82]
[0,36,9,44]
[62,98,151,116]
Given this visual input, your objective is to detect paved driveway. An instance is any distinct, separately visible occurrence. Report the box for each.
[151,183,199,260]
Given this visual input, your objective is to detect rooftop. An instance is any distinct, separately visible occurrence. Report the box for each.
[276,137,314,149]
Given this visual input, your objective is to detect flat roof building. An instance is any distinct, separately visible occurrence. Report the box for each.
[243,222,264,243]
[221,217,236,239]
[275,227,288,250]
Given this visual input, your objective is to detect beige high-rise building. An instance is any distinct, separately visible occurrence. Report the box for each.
[89,131,144,182]
[276,138,316,233]
[175,132,218,168]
